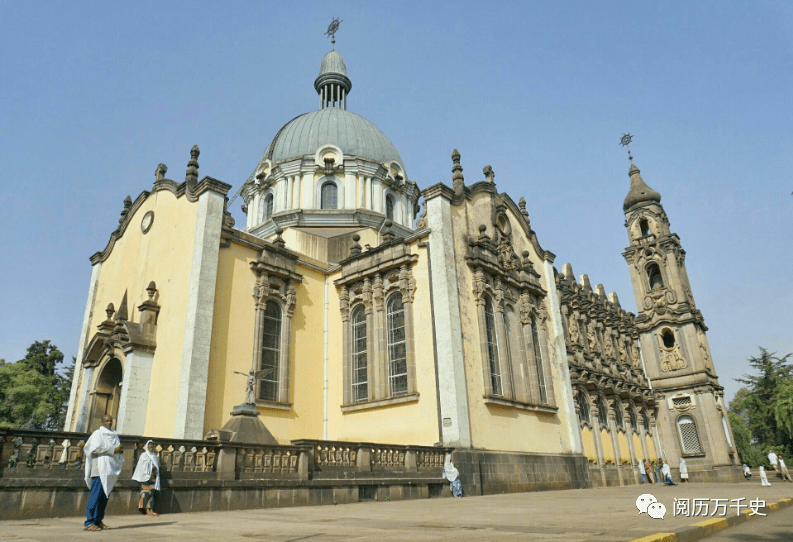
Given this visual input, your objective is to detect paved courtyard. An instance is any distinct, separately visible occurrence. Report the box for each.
[1,482,792,541]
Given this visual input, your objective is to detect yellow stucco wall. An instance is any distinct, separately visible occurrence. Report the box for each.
[74,189,199,437]
[601,429,615,464]
[618,431,630,464]
[581,426,597,462]
[451,193,574,454]
[633,433,644,460]
[646,435,656,461]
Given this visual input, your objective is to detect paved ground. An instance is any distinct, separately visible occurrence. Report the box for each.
[700,504,793,541]
[1,481,792,541]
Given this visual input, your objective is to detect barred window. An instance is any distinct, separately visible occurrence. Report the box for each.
[672,396,691,407]
[531,316,548,405]
[484,295,502,397]
[576,392,590,424]
[321,182,338,209]
[259,300,282,402]
[351,305,368,403]
[387,293,407,396]
[678,415,704,454]
[386,194,395,220]
[597,397,608,427]
[264,193,273,221]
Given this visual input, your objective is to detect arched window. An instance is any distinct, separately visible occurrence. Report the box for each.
[264,193,273,221]
[642,409,650,431]
[647,263,664,290]
[89,358,123,432]
[614,403,624,428]
[576,392,590,424]
[259,300,282,402]
[661,329,676,349]
[386,194,395,220]
[629,406,638,430]
[596,397,608,427]
[677,415,704,454]
[531,316,548,404]
[321,181,338,209]
[351,305,368,403]
[484,295,502,397]
[387,293,407,396]
[640,219,650,237]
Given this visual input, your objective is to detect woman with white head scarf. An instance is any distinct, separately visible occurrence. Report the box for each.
[759,466,771,486]
[442,453,463,498]
[678,457,688,482]
[132,440,160,516]
[742,463,752,479]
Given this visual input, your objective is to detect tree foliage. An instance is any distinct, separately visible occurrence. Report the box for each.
[0,341,74,429]
[729,347,793,466]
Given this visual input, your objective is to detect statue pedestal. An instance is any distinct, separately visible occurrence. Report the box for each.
[210,403,279,445]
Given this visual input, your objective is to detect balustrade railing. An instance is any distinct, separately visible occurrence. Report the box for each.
[1,430,450,481]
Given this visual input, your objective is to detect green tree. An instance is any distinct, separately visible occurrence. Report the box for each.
[730,348,793,465]
[0,341,74,429]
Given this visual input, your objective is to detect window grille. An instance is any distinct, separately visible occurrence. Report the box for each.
[531,316,548,404]
[484,296,502,396]
[672,396,692,407]
[576,393,590,424]
[386,195,395,220]
[321,182,338,209]
[259,300,281,402]
[678,415,703,454]
[387,293,408,396]
[597,397,608,427]
[264,194,273,221]
[351,306,368,403]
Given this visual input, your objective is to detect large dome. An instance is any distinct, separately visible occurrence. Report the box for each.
[258,108,404,168]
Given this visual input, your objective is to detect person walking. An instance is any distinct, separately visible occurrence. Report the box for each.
[779,456,793,482]
[638,459,646,483]
[661,460,677,485]
[132,440,161,516]
[679,457,689,482]
[742,463,752,480]
[83,415,124,531]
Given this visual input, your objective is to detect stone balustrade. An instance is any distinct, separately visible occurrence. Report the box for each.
[291,439,450,473]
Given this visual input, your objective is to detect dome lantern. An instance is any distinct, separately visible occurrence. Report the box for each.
[314,50,352,110]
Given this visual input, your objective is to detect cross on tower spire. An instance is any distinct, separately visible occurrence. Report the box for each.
[325,17,342,50]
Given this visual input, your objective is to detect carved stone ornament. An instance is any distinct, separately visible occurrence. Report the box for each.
[698,328,712,368]
[659,331,687,372]
[568,314,580,344]
[587,322,599,353]
[630,342,641,367]
[618,340,628,364]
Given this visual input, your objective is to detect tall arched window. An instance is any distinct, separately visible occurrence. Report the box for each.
[385,194,395,220]
[321,181,338,209]
[596,397,608,427]
[629,406,638,430]
[647,263,664,290]
[351,305,368,403]
[259,300,282,402]
[484,295,502,397]
[531,316,548,405]
[642,408,650,432]
[614,403,624,428]
[387,293,407,396]
[576,392,590,424]
[677,415,704,454]
[89,358,123,432]
[264,193,273,221]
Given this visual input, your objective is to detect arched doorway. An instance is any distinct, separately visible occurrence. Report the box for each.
[88,358,122,432]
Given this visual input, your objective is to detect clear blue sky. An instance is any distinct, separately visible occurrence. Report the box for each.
[1,1,791,405]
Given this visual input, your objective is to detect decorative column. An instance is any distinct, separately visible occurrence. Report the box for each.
[339,286,352,405]
[363,278,381,399]
[358,176,365,208]
[278,281,296,403]
[365,176,372,209]
[399,265,417,395]
[492,279,515,401]
[286,176,293,209]
[590,396,606,466]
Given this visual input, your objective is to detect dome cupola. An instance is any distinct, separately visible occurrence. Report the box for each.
[623,160,661,211]
[315,50,352,110]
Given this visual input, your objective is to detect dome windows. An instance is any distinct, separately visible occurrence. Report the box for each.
[264,194,274,221]
[386,194,395,220]
[321,181,338,209]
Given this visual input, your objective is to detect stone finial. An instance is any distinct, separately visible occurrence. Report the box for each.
[562,263,574,280]
[350,234,362,256]
[483,165,495,183]
[119,195,132,225]
[185,144,200,189]
[105,303,115,321]
[518,197,531,228]
[477,224,489,242]
[155,163,168,181]
[394,173,404,185]
[115,291,129,322]
[273,227,286,249]
[580,274,592,292]
[452,149,464,195]
[138,281,160,326]
[521,250,532,269]
[609,292,621,309]
[381,219,397,244]
[595,284,606,298]
[146,281,157,299]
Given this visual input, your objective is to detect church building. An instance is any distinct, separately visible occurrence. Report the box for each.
[64,44,740,488]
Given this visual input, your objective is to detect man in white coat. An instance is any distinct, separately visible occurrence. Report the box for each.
[83,415,124,531]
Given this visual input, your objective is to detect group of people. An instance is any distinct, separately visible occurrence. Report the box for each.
[83,415,161,531]
[637,458,685,486]
[744,450,793,487]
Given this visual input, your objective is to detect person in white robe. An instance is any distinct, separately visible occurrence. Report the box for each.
[678,458,688,482]
[442,453,463,498]
[661,460,676,485]
[83,415,124,531]
[132,440,161,515]
[759,466,771,486]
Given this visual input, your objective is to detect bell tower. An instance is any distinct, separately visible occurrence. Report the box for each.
[620,139,739,478]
